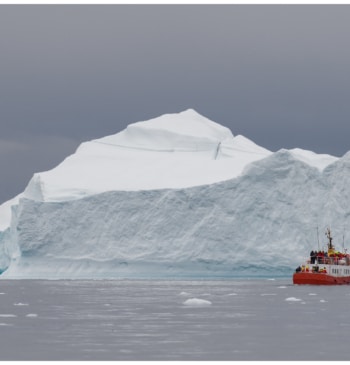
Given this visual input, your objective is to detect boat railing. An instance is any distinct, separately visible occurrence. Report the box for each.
[297,262,350,275]
[307,256,350,266]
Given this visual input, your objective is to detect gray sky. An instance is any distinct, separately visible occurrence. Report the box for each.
[1,5,350,203]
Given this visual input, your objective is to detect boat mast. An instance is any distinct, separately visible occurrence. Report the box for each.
[317,225,320,251]
[326,227,334,251]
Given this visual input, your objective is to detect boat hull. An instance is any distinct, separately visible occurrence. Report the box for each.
[293,272,350,285]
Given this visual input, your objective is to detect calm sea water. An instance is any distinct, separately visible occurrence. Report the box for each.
[0,278,349,360]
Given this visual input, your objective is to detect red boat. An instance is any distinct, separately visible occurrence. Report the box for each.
[293,228,350,285]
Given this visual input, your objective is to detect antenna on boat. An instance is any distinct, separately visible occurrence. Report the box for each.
[316,225,320,251]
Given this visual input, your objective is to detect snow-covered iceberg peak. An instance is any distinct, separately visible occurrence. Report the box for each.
[94,108,234,151]
[22,110,271,203]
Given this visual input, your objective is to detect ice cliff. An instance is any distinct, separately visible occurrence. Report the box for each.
[0,109,347,279]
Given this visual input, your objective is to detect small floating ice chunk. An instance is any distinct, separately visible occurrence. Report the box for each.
[13,303,29,306]
[261,293,277,296]
[278,286,287,289]
[267,278,276,281]
[309,293,317,296]
[227,293,237,296]
[320,299,327,303]
[179,292,191,296]
[0,323,13,326]
[0,293,5,295]
[26,314,38,317]
[285,297,302,302]
[183,298,212,306]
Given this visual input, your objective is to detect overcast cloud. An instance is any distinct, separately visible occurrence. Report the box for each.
[1,5,350,203]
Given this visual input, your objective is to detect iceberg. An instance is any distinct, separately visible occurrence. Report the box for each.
[0,109,347,279]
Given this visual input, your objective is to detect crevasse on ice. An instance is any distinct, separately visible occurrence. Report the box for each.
[0,109,347,279]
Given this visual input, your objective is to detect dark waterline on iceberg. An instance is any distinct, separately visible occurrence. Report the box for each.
[1,255,296,279]
[0,278,349,361]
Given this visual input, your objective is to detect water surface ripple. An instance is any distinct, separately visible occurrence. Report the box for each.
[0,279,348,360]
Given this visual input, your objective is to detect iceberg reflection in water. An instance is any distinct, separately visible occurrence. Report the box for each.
[0,278,348,360]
